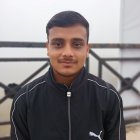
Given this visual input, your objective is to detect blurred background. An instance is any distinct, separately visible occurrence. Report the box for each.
[0,0,140,139]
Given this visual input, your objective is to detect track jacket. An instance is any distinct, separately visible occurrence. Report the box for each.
[10,67,126,140]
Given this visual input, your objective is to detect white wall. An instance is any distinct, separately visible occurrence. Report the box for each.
[120,0,140,43]
[0,0,122,86]
[0,0,121,43]
[120,0,140,119]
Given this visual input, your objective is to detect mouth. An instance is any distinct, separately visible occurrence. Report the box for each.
[58,59,77,66]
[61,61,74,64]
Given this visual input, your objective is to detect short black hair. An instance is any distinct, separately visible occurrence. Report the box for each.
[46,10,89,42]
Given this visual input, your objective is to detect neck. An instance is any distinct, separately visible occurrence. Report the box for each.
[52,69,81,87]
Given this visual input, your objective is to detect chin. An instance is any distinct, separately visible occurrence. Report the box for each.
[57,69,78,77]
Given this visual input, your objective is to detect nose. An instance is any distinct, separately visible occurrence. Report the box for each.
[62,44,74,57]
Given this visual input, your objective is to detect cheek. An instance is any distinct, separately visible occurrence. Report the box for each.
[78,54,87,63]
[49,53,59,63]
[48,50,58,58]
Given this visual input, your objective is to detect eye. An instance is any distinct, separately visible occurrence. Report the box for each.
[51,41,63,48]
[72,41,84,48]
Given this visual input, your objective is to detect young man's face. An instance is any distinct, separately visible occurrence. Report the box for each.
[46,24,89,78]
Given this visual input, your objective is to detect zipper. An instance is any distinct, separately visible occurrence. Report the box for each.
[67,91,71,140]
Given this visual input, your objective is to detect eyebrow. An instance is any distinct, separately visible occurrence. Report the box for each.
[71,38,85,42]
[50,38,64,42]
[51,38,85,42]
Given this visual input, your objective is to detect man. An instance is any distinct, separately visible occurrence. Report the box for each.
[10,10,126,140]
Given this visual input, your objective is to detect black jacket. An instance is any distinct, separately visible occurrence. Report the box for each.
[10,67,126,140]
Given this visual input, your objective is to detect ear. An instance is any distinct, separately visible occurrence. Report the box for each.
[86,44,90,58]
[45,42,49,56]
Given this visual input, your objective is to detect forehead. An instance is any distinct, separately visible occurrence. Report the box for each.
[48,24,87,40]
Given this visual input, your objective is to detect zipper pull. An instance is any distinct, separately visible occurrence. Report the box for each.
[67,91,71,97]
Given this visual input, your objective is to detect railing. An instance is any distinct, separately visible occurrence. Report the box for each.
[0,41,140,139]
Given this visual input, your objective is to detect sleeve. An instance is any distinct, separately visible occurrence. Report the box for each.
[104,84,126,140]
[10,86,30,140]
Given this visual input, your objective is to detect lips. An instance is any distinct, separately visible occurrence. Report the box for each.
[58,59,77,65]
[60,61,74,64]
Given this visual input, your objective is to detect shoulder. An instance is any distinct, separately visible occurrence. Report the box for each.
[86,73,122,104]
[87,73,107,88]
[86,73,123,117]
[26,74,47,93]
[13,74,47,102]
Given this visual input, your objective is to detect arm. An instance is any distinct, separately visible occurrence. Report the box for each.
[104,84,126,140]
[10,87,30,140]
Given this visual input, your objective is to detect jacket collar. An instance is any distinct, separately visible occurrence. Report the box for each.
[45,66,87,91]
